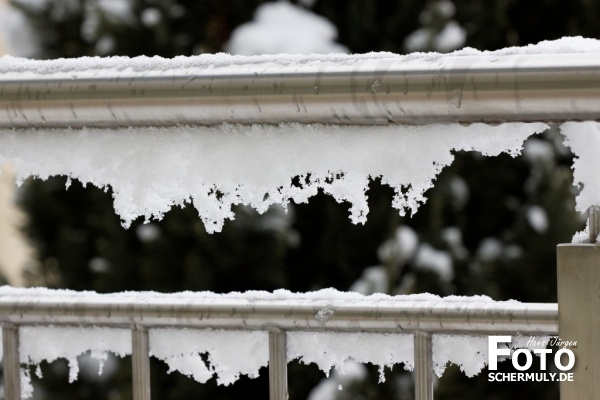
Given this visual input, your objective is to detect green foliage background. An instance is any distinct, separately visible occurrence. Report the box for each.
[4,0,590,398]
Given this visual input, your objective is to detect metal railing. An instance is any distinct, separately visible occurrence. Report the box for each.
[0,292,558,400]
[0,50,579,398]
[2,53,600,128]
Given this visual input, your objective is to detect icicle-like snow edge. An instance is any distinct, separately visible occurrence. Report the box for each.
[0,122,548,232]
[11,326,553,399]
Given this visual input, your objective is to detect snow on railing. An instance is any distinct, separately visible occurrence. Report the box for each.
[2,37,600,129]
[0,287,558,400]
[2,37,597,399]
[2,38,600,236]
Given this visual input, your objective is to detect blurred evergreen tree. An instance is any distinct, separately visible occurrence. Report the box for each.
[6,0,590,399]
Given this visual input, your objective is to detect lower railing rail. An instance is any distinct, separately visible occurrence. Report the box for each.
[0,293,558,400]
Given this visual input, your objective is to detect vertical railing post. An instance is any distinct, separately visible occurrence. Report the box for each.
[557,206,600,399]
[269,330,288,400]
[132,326,151,400]
[3,324,21,400]
[414,331,433,400]
[587,205,600,243]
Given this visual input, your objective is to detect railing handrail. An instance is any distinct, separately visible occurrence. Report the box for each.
[0,293,558,335]
[0,291,559,400]
[3,52,600,128]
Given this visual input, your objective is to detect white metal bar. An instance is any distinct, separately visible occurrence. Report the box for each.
[132,327,151,400]
[0,296,558,335]
[2,325,21,400]
[414,331,433,400]
[269,331,288,400]
[3,53,600,128]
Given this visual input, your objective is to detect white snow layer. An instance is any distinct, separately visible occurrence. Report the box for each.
[307,360,367,400]
[561,121,600,241]
[149,328,268,386]
[288,331,413,382]
[433,335,489,377]
[0,122,547,232]
[2,36,600,77]
[562,122,600,207]
[432,334,551,378]
[19,326,131,398]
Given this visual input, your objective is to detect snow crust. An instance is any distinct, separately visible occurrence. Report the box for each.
[288,331,413,382]
[306,360,367,400]
[560,121,600,241]
[0,122,547,232]
[2,36,600,78]
[561,121,600,214]
[433,335,488,377]
[433,334,551,378]
[19,326,131,398]
[0,284,507,303]
[150,328,268,386]
[561,121,600,243]
[461,36,600,56]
